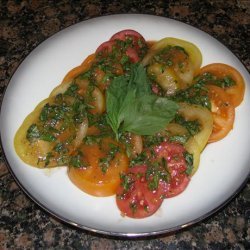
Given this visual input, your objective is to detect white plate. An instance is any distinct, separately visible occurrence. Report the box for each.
[1,14,250,237]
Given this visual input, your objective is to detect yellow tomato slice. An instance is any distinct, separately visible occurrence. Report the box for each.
[198,63,245,107]
[14,98,57,167]
[143,38,202,70]
[142,38,202,95]
[178,103,213,152]
[184,137,200,175]
[88,87,106,114]
[166,122,200,175]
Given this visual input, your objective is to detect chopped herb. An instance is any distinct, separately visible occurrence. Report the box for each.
[174,115,201,136]
[84,135,101,145]
[143,135,165,148]
[129,202,137,214]
[64,83,79,97]
[121,55,130,65]
[146,160,170,191]
[57,155,70,166]
[70,153,84,168]
[54,142,68,154]
[147,173,160,191]
[169,135,189,144]
[129,152,148,167]
[171,79,211,109]
[214,75,236,88]
[99,157,109,174]
[120,173,134,192]
[44,152,53,167]
[39,104,50,121]
[195,72,236,89]
[184,152,193,175]
[99,143,120,173]
[40,133,56,142]
[78,70,91,79]
[144,205,149,212]
[26,124,40,141]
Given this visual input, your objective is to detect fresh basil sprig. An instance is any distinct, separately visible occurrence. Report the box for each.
[106,64,179,140]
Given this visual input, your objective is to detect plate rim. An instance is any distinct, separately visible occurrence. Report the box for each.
[1,145,249,237]
[1,13,250,237]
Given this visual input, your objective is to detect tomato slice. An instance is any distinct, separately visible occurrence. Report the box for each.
[116,141,191,219]
[95,40,116,55]
[177,103,213,152]
[93,30,148,90]
[207,85,235,143]
[110,29,148,62]
[110,29,146,41]
[50,54,95,97]
[166,174,190,198]
[154,142,190,197]
[125,47,140,63]
[142,37,202,95]
[68,138,129,197]
[116,165,165,218]
[198,63,245,107]
[142,37,202,71]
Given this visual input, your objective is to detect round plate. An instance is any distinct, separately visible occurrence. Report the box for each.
[1,14,250,237]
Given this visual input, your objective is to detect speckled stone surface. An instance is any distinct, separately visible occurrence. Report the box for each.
[0,0,250,249]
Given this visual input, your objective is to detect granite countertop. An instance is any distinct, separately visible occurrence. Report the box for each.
[0,1,249,249]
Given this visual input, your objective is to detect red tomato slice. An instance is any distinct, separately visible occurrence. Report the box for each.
[154,142,190,198]
[95,40,116,55]
[116,142,191,218]
[110,29,146,42]
[110,29,147,63]
[125,47,140,63]
[165,174,190,198]
[116,165,165,219]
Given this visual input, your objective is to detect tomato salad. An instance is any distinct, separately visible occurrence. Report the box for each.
[14,30,245,219]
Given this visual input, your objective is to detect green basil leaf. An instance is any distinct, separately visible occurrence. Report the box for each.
[122,95,178,135]
[106,64,179,139]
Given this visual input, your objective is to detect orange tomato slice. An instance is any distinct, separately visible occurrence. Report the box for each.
[68,138,129,197]
[62,54,95,84]
[50,54,95,97]
[199,63,245,107]
[207,85,235,143]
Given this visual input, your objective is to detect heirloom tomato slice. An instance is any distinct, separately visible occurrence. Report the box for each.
[142,37,202,95]
[177,103,213,152]
[207,85,235,143]
[198,63,245,107]
[116,142,191,218]
[110,29,148,62]
[68,138,129,197]
[154,142,190,197]
[116,165,166,219]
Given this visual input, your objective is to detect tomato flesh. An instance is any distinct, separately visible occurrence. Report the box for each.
[143,38,202,95]
[93,30,148,92]
[110,29,146,41]
[198,63,245,107]
[95,40,116,55]
[109,29,148,62]
[68,138,129,197]
[154,142,190,197]
[207,85,235,143]
[116,142,190,218]
[116,165,165,218]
